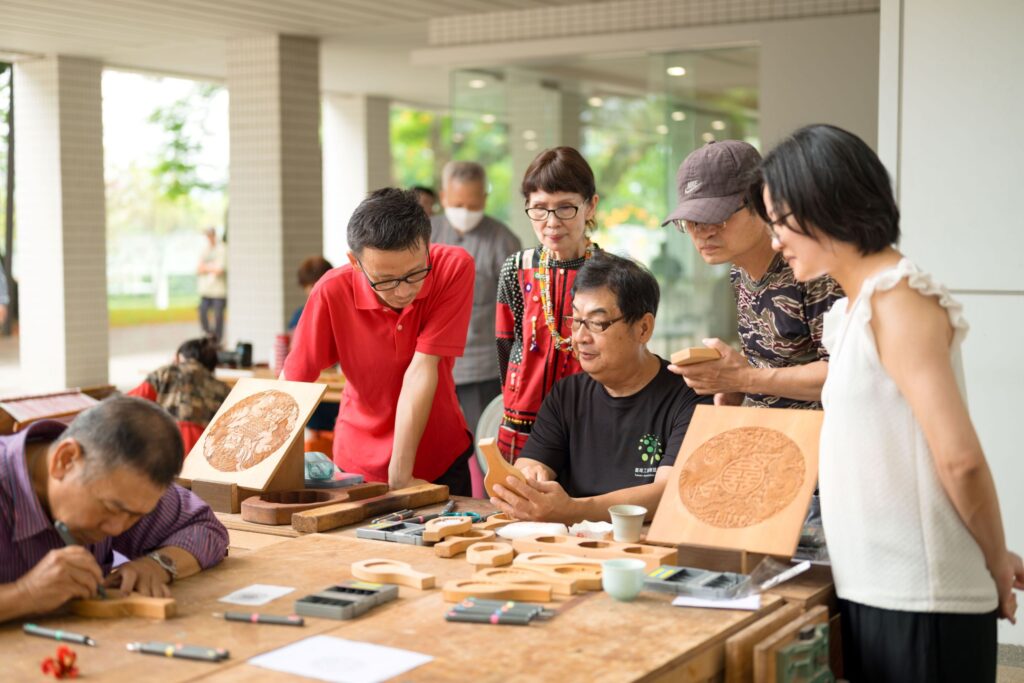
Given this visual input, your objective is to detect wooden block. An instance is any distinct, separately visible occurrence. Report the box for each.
[511,534,678,572]
[291,483,449,533]
[479,437,526,498]
[240,482,388,525]
[473,566,578,596]
[192,479,246,514]
[670,347,723,366]
[753,605,829,683]
[70,590,176,620]
[434,529,496,558]
[725,602,802,683]
[519,563,603,591]
[513,552,603,567]
[350,559,435,590]
[466,542,515,568]
[422,516,473,542]
[473,512,517,531]
[442,579,552,603]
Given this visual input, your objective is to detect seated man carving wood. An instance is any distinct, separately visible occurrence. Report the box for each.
[490,253,711,524]
[0,397,229,622]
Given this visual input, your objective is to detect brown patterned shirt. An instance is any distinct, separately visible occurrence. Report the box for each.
[731,253,843,409]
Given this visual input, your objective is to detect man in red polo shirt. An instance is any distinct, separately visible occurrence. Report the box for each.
[283,188,475,494]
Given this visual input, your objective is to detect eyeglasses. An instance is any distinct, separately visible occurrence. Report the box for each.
[562,315,625,334]
[764,211,794,240]
[356,249,432,292]
[672,204,746,235]
[525,204,583,221]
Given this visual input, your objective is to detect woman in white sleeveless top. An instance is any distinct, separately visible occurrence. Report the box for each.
[751,124,1022,682]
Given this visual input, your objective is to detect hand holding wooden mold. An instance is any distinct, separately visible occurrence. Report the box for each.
[670,347,723,366]
[70,590,176,620]
[479,438,526,497]
[350,559,435,589]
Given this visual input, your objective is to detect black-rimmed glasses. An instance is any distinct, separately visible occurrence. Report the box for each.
[562,315,625,334]
[525,204,583,221]
[356,249,432,292]
[764,211,794,240]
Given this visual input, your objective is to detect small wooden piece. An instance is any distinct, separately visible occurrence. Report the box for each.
[291,483,450,533]
[442,579,552,603]
[753,605,829,683]
[725,602,801,683]
[191,479,243,514]
[422,516,473,542]
[473,512,517,531]
[511,534,678,571]
[350,559,436,590]
[479,437,526,497]
[240,482,388,525]
[465,542,515,568]
[473,566,578,596]
[434,529,496,558]
[670,347,723,366]
[70,590,176,620]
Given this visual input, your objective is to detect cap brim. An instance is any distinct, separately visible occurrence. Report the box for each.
[661,193,745,227]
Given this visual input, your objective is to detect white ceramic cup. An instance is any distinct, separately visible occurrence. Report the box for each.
[601,558,647,601]
[608,504,647,543]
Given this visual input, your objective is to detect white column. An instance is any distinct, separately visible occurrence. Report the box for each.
[15,56,109,391]
[227,35,323,363]
[321,94,391,265]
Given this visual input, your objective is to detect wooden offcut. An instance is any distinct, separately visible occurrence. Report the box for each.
[670,347,722,366]
[350,559,435,590]
[240,483,388,526]
[479,437,527,497]
[291,483,450,533]
[70,590,176,620]
[511,534,678,572]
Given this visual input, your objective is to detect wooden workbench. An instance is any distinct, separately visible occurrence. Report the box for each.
[4,533,789,682]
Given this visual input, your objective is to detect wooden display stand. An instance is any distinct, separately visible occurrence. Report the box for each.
[181,378,327,513]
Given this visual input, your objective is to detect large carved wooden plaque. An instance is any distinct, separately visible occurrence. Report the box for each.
[181,378,325,492]
[647,405,821,557]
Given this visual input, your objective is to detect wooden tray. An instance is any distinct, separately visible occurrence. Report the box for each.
[240,482,387,525]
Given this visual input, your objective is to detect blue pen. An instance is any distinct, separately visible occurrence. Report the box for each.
[54,520,108,599]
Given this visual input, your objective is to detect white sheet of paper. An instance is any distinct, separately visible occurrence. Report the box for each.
[248,635,433,683]
[218,584,295,606]
[671,593,761,611]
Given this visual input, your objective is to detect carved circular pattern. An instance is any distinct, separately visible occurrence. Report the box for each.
[204,390,299,472]
[677,427,804,528]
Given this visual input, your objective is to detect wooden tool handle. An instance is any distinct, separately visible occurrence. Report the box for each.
[442,580,552,603]
[351,559,436,590]
[291,484,449,533]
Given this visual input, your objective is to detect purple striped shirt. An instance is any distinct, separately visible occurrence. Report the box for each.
[0,421,228,583]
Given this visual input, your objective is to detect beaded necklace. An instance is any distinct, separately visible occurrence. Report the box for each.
[534,241,594,354]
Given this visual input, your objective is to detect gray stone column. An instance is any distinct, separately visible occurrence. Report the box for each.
[227,35,322,362]
[15,56,109,390]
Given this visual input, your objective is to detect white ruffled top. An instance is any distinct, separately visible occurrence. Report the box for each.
[819,258,997,613]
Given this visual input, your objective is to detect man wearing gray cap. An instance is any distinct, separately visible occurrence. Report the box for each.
[662,140,842,409]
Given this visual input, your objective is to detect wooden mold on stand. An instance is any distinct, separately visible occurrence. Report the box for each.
[647,404,823,558]
[180,378,327,513]
[291,483,450,533]
[479,437,526,498]
[670,347,723,366]
[350,559,435,590]
[466,542,515,568]
[434,529,496,558]
[70,590,177,620]
[511,534,677,572]
[240,482,388,525]
[442,580,553,603]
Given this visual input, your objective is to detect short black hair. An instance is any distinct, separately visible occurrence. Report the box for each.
[521,146,596,202]
[347,188,431,255]
[177,336,219,372]
[572,252,660,324]
[749,124,900,255]
[411,186,436,200]
[63,396,184,487]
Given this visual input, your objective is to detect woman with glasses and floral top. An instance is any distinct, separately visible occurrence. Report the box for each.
[495,147,600,461]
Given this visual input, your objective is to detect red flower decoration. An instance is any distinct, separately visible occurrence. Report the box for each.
[40,645,79,679]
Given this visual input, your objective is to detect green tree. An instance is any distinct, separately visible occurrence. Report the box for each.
[148,83,223,202]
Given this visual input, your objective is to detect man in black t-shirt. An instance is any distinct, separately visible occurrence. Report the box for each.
[489,253,711,524]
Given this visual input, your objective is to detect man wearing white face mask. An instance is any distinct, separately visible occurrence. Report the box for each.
[431,161,521,455]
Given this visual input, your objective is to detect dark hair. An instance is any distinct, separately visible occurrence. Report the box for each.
[572,252,660,324]
[297,256,333,288]
[347,188,431,255]
[750,124,900,255]
[176,337,219,372]
[521,146,596,202]
[411,186,437,201]
[64,396,184,486]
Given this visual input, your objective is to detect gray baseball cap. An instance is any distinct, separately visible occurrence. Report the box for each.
[662,140,762,227]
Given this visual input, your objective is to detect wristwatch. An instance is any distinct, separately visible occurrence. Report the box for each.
[147,551,178,583]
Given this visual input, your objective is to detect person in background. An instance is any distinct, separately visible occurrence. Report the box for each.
[431,161,521,452]
[755,123,1023,682]
[662,140,842,408]
[127,337,229,458]
[412,186,438,217]
[288,256,339,454]
[496,146,601,461]
[197,226,227,344]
